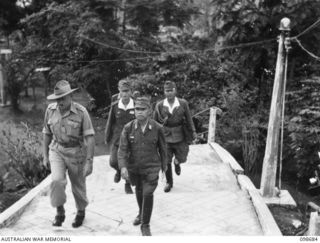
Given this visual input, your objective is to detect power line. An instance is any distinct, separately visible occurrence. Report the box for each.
[81,35,276,55]
[292,18,320,39]
[36,56,154,64]
[293,37,320,61]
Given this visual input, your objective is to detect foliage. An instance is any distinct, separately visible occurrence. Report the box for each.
[286,77,320,185]
[0,122,49,189]
[3,56,35,110]
[2,0,320,189]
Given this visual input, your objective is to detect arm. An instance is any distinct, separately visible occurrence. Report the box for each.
[118,126,130,180]
[105,105,115,144]
[81,108,96,176]
[83,135,95,176]
[153,103,159,122]
[118,126,129,170]
[84,135,95,160]
[43,133,52,168]
[184,100,196,139]
[42,108,52,168]
[158,126,167,172]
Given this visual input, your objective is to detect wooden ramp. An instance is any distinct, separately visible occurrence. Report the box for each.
[0,144,281,236]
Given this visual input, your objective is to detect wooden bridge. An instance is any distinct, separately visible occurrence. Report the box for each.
[0,143,281,236]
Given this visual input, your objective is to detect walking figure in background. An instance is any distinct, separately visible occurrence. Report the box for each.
[105,79,135,194]
[118,96,167,236]
[42,80,95,228]
[154,81,196,193]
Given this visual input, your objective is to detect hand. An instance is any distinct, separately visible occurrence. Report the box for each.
[192,132,197,140]
[84,159,93,177]
[43,157,50,170]
[162,165,167,173]
[161,171,165,181]
[121,167,129,181]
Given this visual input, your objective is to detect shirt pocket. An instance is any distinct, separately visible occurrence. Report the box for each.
[48,117,59,135]
[66,117,82,138]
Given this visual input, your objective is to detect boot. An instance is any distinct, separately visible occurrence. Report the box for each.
[174,158,181,176]
[164,183,172,193]
[133,187,143,226]
[72,210,85,228]
[164,164,173,193]
[140,195,153,236]
[114,170,121,183]
[125,181,133,194]
[52,205,65,227]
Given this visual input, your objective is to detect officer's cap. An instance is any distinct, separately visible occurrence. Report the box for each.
[164,81,176,90]
[118,79,131,90]
[135,96,151,109]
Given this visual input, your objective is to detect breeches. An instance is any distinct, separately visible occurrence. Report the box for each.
[167,141,189,164]
[129,172,159,196]
[109,143,119,171]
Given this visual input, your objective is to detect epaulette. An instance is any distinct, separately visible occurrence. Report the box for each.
[73,102,87,113]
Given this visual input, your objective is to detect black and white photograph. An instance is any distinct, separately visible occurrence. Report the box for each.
[0,0,319,240]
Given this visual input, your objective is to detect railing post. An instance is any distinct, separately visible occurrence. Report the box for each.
[208,107,221,143]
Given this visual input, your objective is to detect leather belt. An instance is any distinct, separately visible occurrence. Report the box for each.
[56,141,80,148]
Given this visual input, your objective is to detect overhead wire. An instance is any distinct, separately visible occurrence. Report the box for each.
[292,18,320,39]
[292,37,320,61]
[81,35,276,55]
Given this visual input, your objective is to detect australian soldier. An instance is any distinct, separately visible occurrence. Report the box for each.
[118,96,167,236]
[154,81,196,193]
[42,80,95,227]
[105,79,136,194]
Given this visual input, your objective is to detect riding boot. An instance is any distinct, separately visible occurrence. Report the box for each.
[140,195,153,236]
[133,187,143,226]
[164,164,173,193]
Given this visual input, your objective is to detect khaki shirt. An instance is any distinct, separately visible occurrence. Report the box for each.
[42,102,95,146]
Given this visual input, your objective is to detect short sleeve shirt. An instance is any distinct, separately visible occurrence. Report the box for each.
[42,102,95,145]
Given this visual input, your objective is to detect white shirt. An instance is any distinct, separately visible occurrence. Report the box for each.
[163,97,180,114]
[118,98,134,111]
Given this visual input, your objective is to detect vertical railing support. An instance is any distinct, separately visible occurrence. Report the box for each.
[260,18,291,197]
[208,107,222,143]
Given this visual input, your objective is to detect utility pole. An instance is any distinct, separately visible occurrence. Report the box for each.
[260,18,291,197]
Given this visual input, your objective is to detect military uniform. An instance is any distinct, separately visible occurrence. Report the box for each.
[154,84,196,192]
[118,96,167,236]
[42,101,95,211]
[105,98,135,172]
[118,119,167,183]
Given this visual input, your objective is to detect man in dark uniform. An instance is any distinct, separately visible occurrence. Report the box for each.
[42,80,95,228]
[154,81,196,193]
[105,79,136,194]
[118,96,167,236]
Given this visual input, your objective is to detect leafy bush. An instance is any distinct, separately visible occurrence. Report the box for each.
[286,78,320,185]
[0,122,49,189]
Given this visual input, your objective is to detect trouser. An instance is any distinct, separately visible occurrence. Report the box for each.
[49,146,88,210]
[165,141,189,184]
[109,143,119,171]
[167,141,189,164]
[165,164,173,186]
[130,172,158,225]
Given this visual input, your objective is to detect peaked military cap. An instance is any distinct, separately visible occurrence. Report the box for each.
[118,79,131,89]
[135,96,151,108]
[164,81,176,90]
